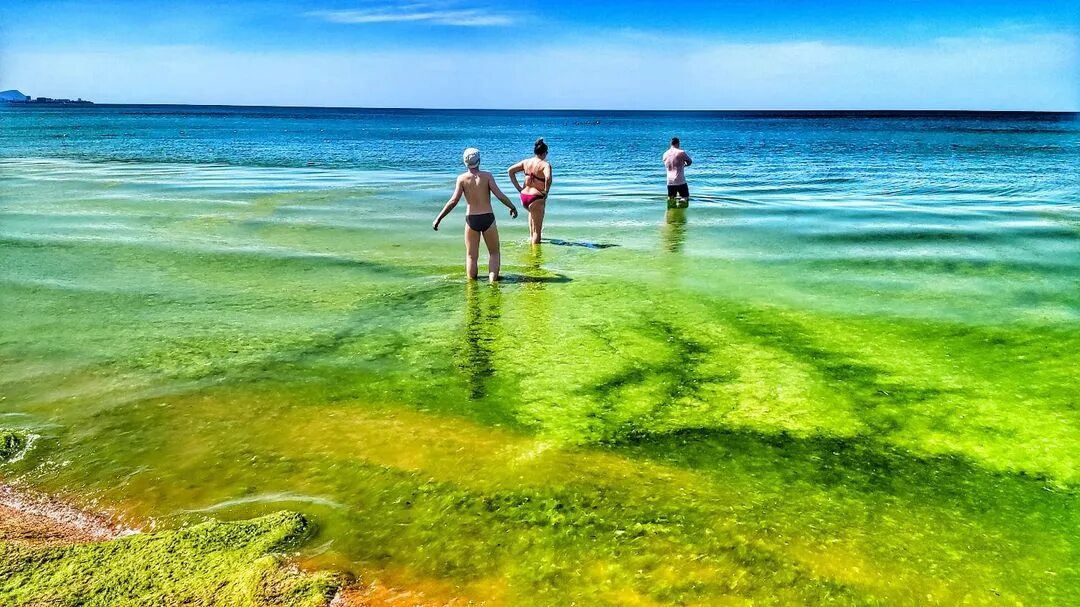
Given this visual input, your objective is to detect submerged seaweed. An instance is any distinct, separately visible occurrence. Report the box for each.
[0,430,28,463]
[0,511,337,607]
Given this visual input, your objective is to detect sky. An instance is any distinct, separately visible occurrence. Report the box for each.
[0,0,1077,110]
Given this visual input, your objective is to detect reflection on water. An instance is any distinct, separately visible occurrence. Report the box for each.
[503,246,574,285]
[520,245,547,291]
[457,281,501,401]
[523,244,544,273]
[662,206,688,253]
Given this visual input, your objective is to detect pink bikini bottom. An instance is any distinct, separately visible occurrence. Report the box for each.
[520,193,545,209]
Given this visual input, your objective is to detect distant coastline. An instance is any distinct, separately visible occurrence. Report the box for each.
[0,89,1075,115]
[8,98,95,106]
[0,89,93,105]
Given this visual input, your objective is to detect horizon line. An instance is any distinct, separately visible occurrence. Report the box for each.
[4,101,1077,114]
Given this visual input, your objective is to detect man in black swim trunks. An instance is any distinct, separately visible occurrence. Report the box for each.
[433,148,518,282]
[663,137,693,205]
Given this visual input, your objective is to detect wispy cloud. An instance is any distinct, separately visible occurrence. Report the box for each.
[309,3,513,27]
[6,32,1076,110]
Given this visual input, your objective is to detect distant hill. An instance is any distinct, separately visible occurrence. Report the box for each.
[0,90,30,102]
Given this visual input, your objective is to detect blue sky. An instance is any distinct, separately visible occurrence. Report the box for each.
[0,0,1076,109]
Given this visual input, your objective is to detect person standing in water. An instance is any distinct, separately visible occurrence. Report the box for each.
[508,138,552,245]
[433,147,518,282]
[663,136,693,205]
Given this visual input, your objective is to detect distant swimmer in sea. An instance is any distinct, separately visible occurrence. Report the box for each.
[508,138,552,245]
[663,136,693,206]
[433,147,518,282]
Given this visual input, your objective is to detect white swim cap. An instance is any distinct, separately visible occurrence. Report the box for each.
[463,148,480,168]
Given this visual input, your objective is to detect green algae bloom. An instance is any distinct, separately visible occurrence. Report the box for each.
[0,430,28,462]
[1,150,1078,606]
[0,511,337,607]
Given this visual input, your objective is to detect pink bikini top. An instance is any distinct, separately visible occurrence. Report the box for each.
[525,162,546,189]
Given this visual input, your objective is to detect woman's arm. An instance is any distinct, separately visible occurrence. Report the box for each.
[432,180,463,230]
[507,161,525,193]
[542,163,553,196]
[489,178,518,218]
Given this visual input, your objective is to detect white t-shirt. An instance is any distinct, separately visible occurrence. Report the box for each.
[663,147,691,186]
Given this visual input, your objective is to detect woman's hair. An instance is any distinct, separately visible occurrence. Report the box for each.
[534,138,548,156]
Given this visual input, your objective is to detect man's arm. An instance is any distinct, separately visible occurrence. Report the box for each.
[488,176,518,218]
[507,161,525,193]
[432,178,464,230]
[682,151,693,167]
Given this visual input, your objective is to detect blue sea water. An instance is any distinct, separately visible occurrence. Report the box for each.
[3,106,1077,319]
[3,106,1077,196]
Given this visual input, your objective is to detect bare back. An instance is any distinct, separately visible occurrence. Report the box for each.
[521,158,550,195]
[458,170,497,214]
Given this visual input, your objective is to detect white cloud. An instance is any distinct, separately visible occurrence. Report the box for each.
[2,32,1076,110]
[309,3,513,27]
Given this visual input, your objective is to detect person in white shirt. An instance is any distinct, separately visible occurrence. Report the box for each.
[663,137,693,203]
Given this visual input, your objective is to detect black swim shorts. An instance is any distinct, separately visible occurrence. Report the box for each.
[667,183,690,199]
[465,213,496,232]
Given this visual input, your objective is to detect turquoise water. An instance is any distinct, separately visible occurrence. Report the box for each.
[1,106,1079,604]
[4,107,1077,322]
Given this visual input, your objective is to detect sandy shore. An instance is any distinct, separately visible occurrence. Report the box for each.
[0,484,126,546]
[0,501,108,546]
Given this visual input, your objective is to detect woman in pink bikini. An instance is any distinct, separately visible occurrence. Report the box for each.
[508,138,552,245]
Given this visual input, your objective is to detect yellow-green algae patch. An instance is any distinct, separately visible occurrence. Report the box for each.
[13,382,1075,605]
[0,511,337,607]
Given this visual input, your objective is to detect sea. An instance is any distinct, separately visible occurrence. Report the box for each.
[1,105,1078,605]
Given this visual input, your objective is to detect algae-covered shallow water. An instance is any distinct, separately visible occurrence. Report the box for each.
[1,106,1079,604]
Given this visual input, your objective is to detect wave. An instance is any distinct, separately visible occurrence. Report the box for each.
[183,492,346,513]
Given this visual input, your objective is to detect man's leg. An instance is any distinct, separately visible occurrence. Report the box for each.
[464,226,481,279]
[482,224,501,282]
